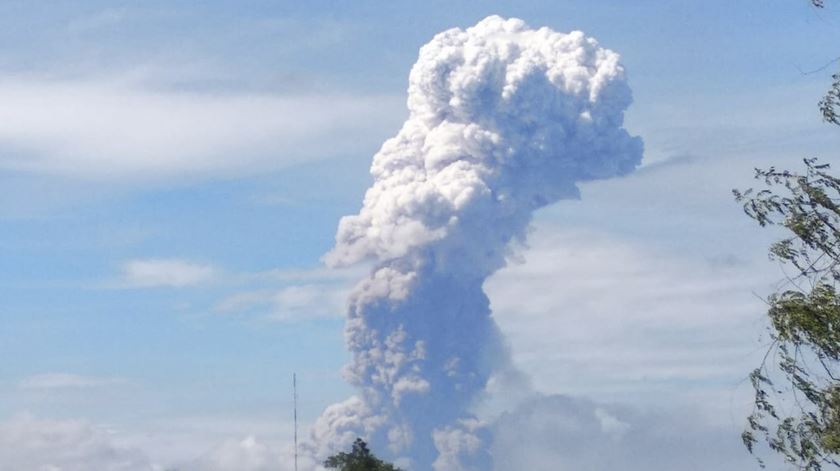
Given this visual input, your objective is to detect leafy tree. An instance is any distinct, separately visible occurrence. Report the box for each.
[735,158,840,469]
[323,438,403,471]
[733,3,840,468]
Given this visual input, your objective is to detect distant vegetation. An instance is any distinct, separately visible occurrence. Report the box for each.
[324,438,403,471]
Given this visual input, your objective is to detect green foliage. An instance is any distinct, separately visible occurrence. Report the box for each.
[735,160,840,281]
[813,3,840,125]
[323,438,403,471]
[735,159,840,469]
[733,4,840,464]
[820,73,840,127]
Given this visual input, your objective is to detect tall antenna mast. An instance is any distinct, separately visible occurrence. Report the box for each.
[293,372,298,471]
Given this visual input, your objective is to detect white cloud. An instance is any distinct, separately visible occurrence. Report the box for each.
[270,284,348,322]
[218,285,345,322]
[194,436,278,471]
[19,373,125,390]
[486,227,774,416]
[186,435,317,471]
[0,413,316,471]
[120,258,217,288]
[0,415,161,471]
[213,265,364,321]
[490,394,775,471]
[0,78,402,182]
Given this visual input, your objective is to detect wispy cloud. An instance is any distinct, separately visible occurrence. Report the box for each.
[66,8,129,34]
[18,373,126,390]
[120,258,217,288]
[216,266,360,322]
[107,258,358,321]
[0,78,402,182]
[271,283,348,321]
[486,227,774,416]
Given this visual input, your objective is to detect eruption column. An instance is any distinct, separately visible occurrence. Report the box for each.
[312,16,643,470]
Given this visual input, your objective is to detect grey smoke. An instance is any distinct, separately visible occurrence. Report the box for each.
[311,15,643,470]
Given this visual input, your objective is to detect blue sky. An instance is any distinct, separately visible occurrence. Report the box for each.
[2,1,840,470]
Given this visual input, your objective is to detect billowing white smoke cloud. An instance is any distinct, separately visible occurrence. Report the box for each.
[312,15,642,470]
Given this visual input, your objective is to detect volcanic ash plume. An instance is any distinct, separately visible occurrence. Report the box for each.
[311,15,643,470]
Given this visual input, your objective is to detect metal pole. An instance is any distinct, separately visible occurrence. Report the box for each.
[294,372,298,471]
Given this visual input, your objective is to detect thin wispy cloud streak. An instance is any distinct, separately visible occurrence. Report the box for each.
[0,78,402,182]
[119,258,218,288]
[18,373,126,390]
